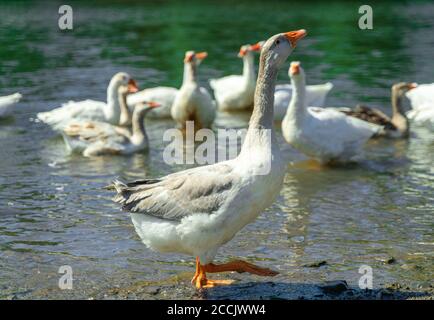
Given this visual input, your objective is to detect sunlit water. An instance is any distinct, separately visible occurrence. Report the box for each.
[0,1,433,299]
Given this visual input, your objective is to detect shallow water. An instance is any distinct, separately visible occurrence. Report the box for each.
[0,1,433,299]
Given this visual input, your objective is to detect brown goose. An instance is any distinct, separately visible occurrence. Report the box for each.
[338,82,417,138]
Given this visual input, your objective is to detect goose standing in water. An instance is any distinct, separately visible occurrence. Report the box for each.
[282,61,380,164]
[210,42,262,112]
[61,101,160,157]
[274,66,333,121]
[111,29,307,289]
[405,83,434,130]
[37,72,139,130]
[171,51,215,130]
[0,93,22,118]
[336,82,416,138]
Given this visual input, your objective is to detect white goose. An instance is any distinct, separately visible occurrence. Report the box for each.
[274,66,333,121]
[111,29,307,289]
[282,61,380,164]
[405,83,434,130]
[0,93,22,118]
[171,51,216,130]
[210,42,262,111]
[37,72,139,130]
[61,101,160,157]
[127,86,178,119]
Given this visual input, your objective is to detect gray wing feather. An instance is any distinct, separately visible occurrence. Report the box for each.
[112,163,237,220]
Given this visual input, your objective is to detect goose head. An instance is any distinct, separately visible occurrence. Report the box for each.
[288,61,306,86]
[392,82,417,97]
[130,101,161,145]
[260,29,306,69]
[184,51,208,66]
[238,42,263,58]
[109,72,139,93]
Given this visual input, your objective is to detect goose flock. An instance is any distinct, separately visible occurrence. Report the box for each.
[2,28,433,290]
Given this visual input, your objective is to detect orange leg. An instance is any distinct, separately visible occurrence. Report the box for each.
[204,260,279,276]
[191,257,278,289]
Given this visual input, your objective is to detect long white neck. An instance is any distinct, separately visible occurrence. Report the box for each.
[118,90,131,126]
[182,62,197,84]
[283,74,307,126]
[105,80,121,124]
[242,52,256,85]
[130,107,149,147]
[240,53,278,155]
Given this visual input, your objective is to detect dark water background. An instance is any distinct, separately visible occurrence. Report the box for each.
[0,0,432,299]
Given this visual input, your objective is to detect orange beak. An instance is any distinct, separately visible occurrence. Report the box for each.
[147,101,161,108]
[284,29,307,48]
[249,42,262,52]
[128,79,139,93]
[290,62,301,75]
[195,52,208,60]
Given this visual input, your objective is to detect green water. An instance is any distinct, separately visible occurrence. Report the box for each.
[0,1,433,299]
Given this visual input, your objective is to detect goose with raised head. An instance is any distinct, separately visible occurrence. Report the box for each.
[273,65,333,121]
[37,72,139,130]
[61,101,160,157]
[0,93,22,118]
[281,61,380,164]
[171,51,215,130]
[127,86,178,119]
[210,42,262,112]
[111,29,307,289]
[405,83,434,130]
[336,82,416,138]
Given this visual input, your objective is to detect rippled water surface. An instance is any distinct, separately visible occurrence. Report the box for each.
[0,1,433,299]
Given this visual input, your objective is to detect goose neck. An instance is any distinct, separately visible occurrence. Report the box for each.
[391,89,409,134]
[106,82,121,124]
[130,108,148,146]
[241,57,278,154]
[183,62,197,84]
[118,91,131,126]
[391,89,404,117]
[284,75,307,124]
[242,53,256,82]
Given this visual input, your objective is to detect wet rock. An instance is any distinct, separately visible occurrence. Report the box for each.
[303,260,327,268]
[142,286,160,295]
[320,280,349,294]
[386,282,401,290]
[376,255,396,264]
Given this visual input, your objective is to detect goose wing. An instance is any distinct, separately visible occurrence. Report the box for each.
[339,105,396,130]
[112,162,239,221]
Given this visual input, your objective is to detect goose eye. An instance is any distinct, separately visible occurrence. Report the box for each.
[276,39,280,45]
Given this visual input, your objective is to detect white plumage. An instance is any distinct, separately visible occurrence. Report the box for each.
[37,72,138,130]
[210,43,262,112]
[0,93,22,118]
[127,86,177,119]
[406,83,434,130]
[273,65,333,121]
[281,62,380,163]
[171,51,216,129]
